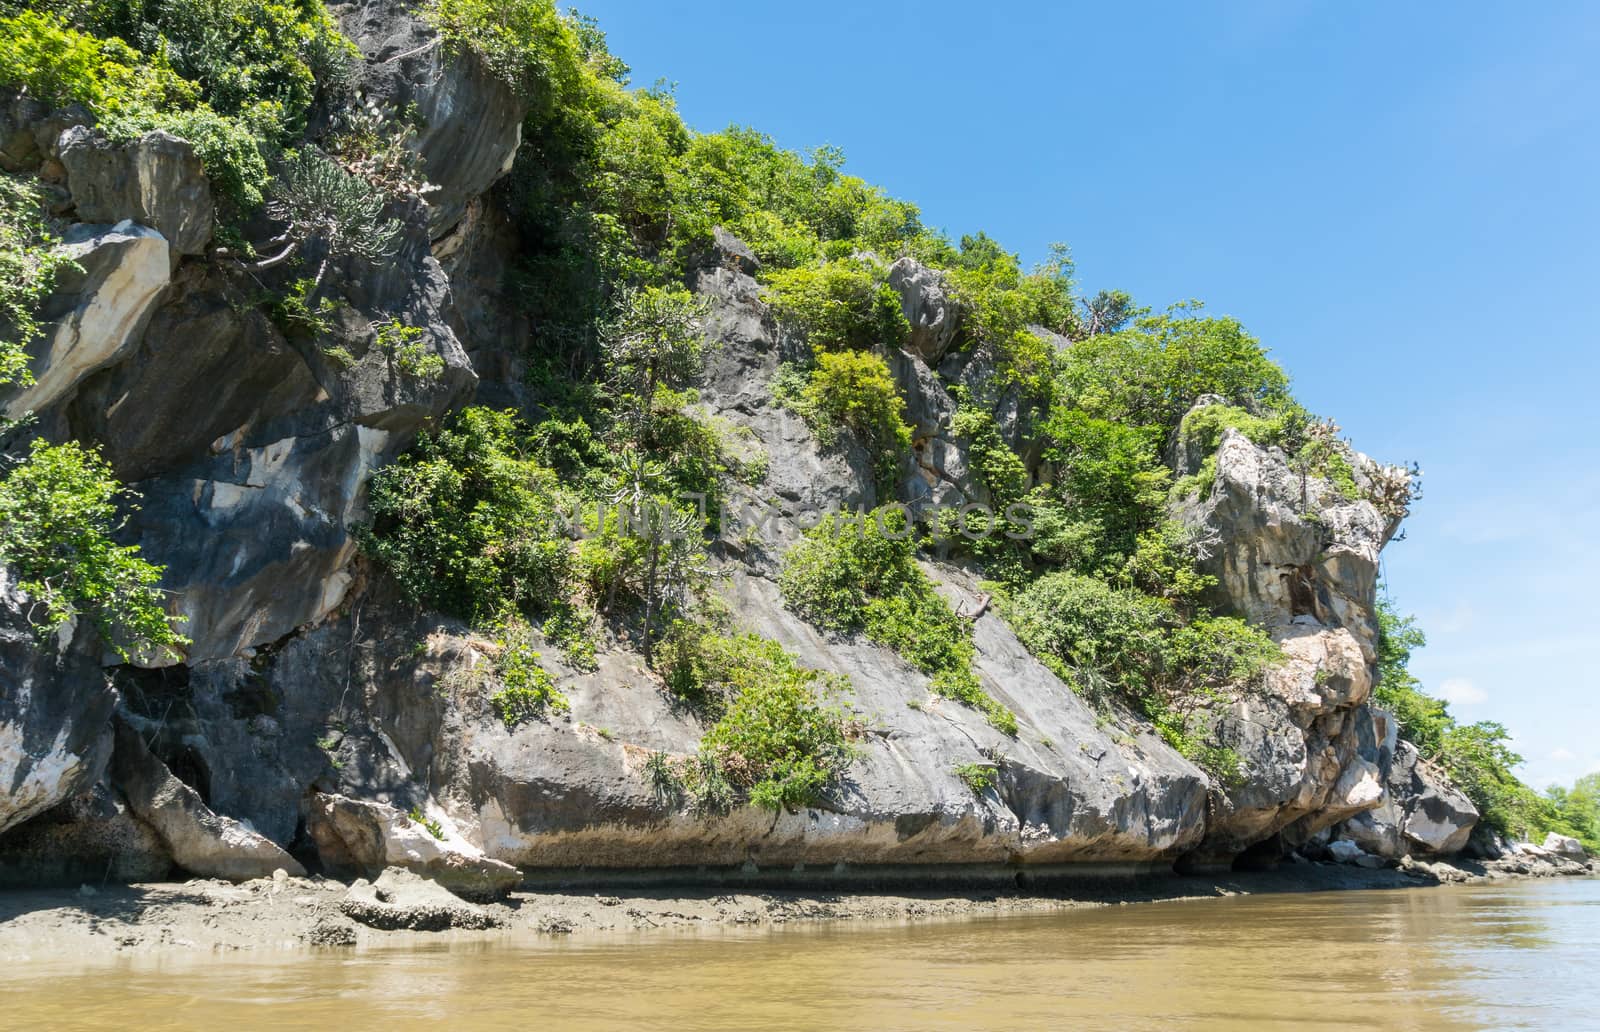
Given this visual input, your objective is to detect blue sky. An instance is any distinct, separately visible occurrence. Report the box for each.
[578,1,1600,788]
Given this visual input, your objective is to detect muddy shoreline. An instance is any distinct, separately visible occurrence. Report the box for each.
[2,854,1595,966]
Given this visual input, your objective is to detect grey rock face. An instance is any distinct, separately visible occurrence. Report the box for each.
[55,216,476,663]
[1,221,171,420]
[0,570,116,835]
[58,127,213,256]
[341,0,527,239]
[110,718,304,881]
[888,257,961,364]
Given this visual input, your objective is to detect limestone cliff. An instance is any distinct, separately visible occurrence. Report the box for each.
[0,2,1475,888]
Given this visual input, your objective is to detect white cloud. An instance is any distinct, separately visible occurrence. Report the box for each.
[1438,677,1488,706]
[1550,748,1576,762]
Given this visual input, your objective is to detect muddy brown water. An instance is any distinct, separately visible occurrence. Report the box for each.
[2,879,1596,1030]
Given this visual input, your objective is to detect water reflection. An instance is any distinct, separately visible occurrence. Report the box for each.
[2,880,1595,1031]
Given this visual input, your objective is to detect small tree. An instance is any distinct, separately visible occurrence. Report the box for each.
[252,148,402,298]
[601,285,708,457]
[0,438,187,660]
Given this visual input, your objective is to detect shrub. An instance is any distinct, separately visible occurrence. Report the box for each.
[260,148,404,292]
[489,623,568,727]
[779,507,1016,734]
[0,438,187,660]
[425,0,590,103]
[357,407,575,624]
[785,349,911,489]
[689,633,855,810]
[374,319,444,380]
[0,10,279,213]
[952,762,997,795]
[1001,570,1276,777]
[1,173,80,388]
[764,257,908,351]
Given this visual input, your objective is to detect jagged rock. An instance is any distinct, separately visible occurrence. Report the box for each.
[0,568,116,836]
[1337,716,1478,859]
[1178,426,1395,868]
[888,257,961,364]
[307,793,522,899]
[1543,832,1587,860]
[110,718,304,881]
[1181,424,1394,643]
[75,232,475,663]
[1,221,170,420]
[341,0,527,238]
[339,867,504,931]
[57,127,212,256]
[693,226,760,276]
[65,265,323,482]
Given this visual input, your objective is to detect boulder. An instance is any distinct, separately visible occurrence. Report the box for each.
[0,568,116,836]
[110,718,304,881]
[339,867,504,931]
[307,793,521,899]
[341,0,527,239]
[1543,832,1587,861]
[1,221,170,419]
[58,127,212,256]
[888,257,961,364]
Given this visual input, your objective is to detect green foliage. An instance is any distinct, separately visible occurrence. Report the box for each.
[1,173,80,388]
[1053,304,1291,442]
[425,0,591,103]
[1543,774,1600,853]
[779,507,1016,734]
[0,5,353,213]
[782,349,912,489]
[952,761,997,795]
[665,629,856,810]
[265,276,336,337]
[488,621,568,727]
[357,407,575,625]
[407,807,445,839]
[374,319,443,380]
[764,257,908,351]
[1001,570,1276,777]
[0,438,187,660]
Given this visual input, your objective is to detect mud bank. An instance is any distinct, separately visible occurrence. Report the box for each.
[3,855,1594,965]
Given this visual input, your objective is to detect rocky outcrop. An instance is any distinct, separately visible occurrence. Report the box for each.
[1,221,170,419]
[1340,720,1478,858]
[57,127,213,256]
[307,792,521,898]
[889,257,961,364]
[110,719,304,881]
[340,0,527,239]
[0,569,116,835]
[1177,414,1398,868]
